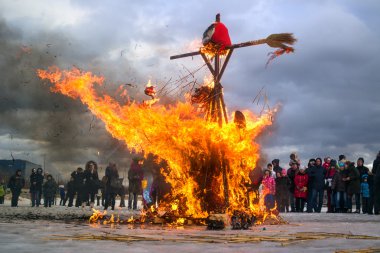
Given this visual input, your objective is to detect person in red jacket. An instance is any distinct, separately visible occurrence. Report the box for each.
[294,167,309,212]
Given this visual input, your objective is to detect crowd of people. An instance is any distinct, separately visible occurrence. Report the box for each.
[0,157,151,210]
[251,151,380,215]
[1,151,380,216]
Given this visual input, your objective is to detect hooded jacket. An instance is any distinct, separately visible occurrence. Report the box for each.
[309,165,326,191]
[347,164,361,195]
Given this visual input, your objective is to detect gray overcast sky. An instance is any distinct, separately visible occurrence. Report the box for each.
[0,0,379,176]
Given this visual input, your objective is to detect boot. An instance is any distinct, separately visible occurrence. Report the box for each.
[354,209,360,214]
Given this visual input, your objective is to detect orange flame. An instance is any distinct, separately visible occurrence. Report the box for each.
[37,66,274,220]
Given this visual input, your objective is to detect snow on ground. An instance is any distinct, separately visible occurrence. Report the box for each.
[0,202,380,253]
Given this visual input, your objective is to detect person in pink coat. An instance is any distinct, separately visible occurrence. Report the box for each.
[262,169,276,211]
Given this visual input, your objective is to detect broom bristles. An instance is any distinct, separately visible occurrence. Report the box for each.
[267,33,297,45]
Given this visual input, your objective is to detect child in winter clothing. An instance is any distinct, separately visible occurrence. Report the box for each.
[361,175,370,214]
[0,179,6,204]
[275,169,290,212]
[43,175,57,207]
[294,167,309,212]
[59,185,65,206]
[262,169,276,211]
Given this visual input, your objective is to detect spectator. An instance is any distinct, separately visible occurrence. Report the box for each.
[30,168,39,207]
[356,158,369,179]
[356,157,370,213]
[287,161,299,212]
[294,166,309,212]
[325,159,337,213]
[71,167,85,207]
[104,162,120,210]
[59,185,65,206]
[8,170,25,207]
[361,175,370,214]
[262,169,276,211]
[84,161,100,208]
[305,158,316,212]
[346,161,361,213]
[372,151,380,215]
[36,168,44,205]
[322,157,331,170]
[0,179,6,204]
[275,169,290,212]
[338,155,346,170]
[43,175,57,207]
[128,158,144,210]
[64,176,75,207]
[367,168,375,215]
[332,161,348,213]
[272,159,283,176]
[310,158,326,213]
[266,163,275,178]
[289,153,301,168]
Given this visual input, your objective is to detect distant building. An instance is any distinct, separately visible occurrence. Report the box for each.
[0,159,42,184]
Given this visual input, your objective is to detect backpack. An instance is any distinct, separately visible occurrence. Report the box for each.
[0,185,5,197]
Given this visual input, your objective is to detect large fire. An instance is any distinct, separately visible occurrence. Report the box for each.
[37,66,275,224]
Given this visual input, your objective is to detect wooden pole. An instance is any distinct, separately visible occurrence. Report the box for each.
[169,39,267,60]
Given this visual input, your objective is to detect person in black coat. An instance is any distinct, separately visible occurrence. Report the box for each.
[30,168,44,207]
[373,151,380,215]
[309,158,326,213]
[64,176,76,207]
[305,158,316,212]
[8,170,25,207]
[272,159,283,176]
[346,162,361,213]
[71,167,86,207]
[84,161,100,207]
[104,163,120,210]
[275,169,291,212]
[36,168,44,205]
[30,168,38,207]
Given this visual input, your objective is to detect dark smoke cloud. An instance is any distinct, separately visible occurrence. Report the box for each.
[0,19,146,178]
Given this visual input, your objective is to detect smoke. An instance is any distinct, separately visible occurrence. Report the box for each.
[0,18,150,178]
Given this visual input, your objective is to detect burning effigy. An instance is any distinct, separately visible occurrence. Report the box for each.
[37,14,296,229]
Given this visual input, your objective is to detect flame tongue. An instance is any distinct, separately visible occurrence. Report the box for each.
[37,66,274,221]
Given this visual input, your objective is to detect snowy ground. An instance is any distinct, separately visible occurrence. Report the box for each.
[1,201,380,253]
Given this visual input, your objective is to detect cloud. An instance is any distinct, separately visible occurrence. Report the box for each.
[0,0,379,177]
